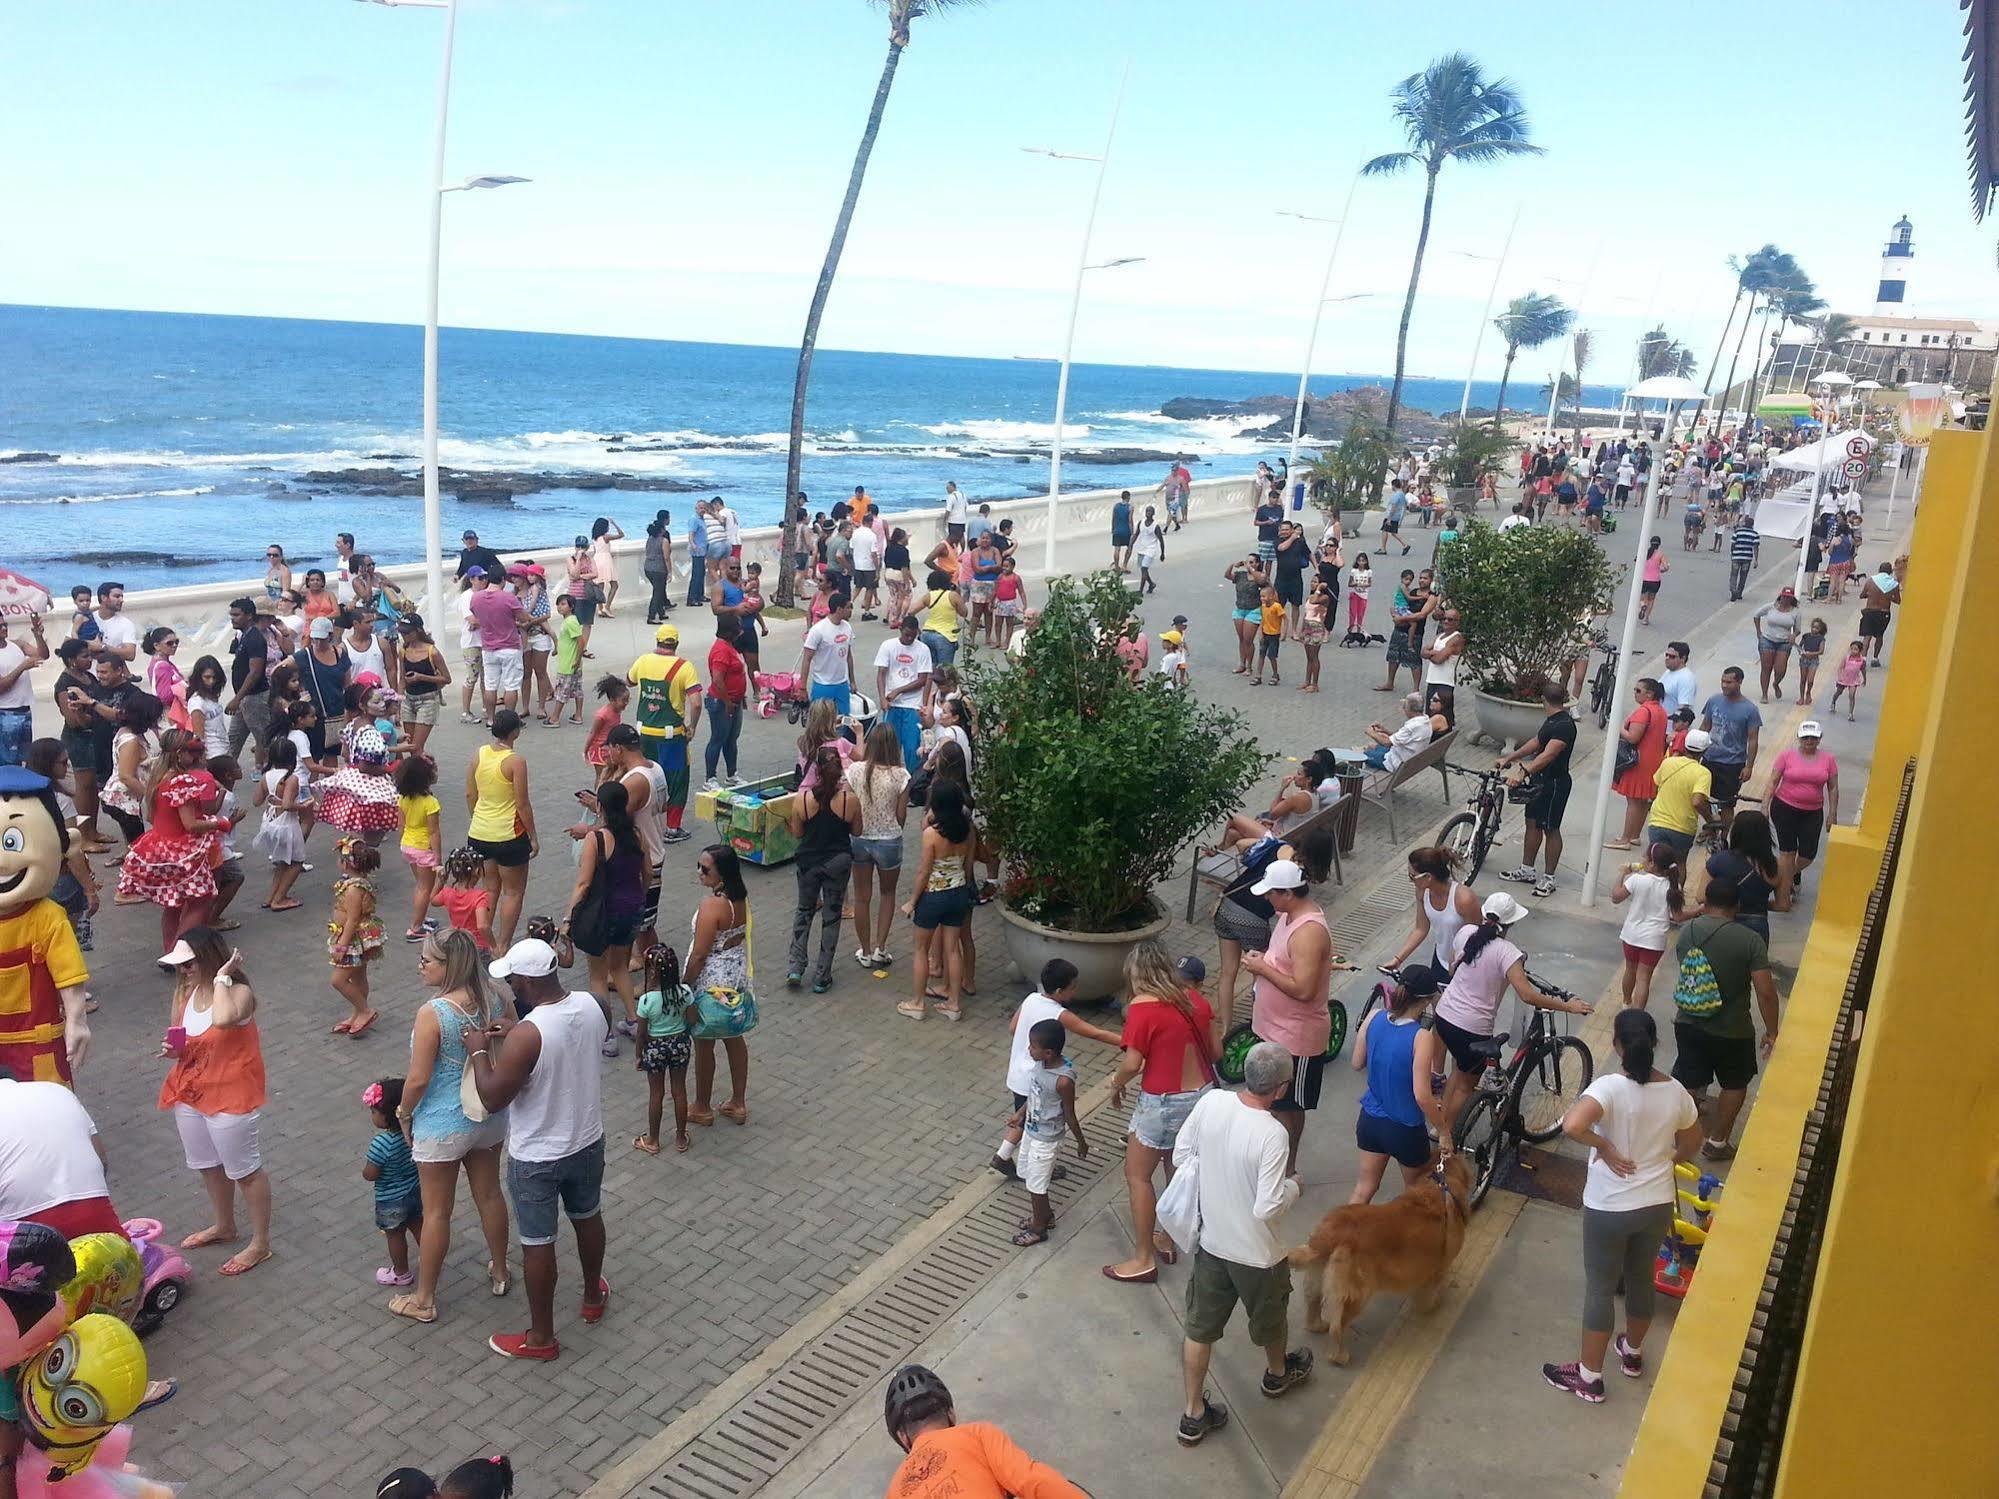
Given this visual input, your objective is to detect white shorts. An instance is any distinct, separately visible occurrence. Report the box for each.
[481,648,525,692]
[173,1104,264,1181]
[1017,1134,1061,1195]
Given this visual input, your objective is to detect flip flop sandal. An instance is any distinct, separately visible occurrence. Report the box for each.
[580,1279,610,1323]
[717,1103,748,1125]
[218,1248,272,1277]
[687,1107,716,1127]
[1011,1226,1050,1248]
[633,1136,661,1156]
[331,1019,354,1034]
[674,1133,692,1153]
[387,1294,438,1323]
[179,1226,235,1250]
[347,1010,380,1038]
[488,1262,511,1297]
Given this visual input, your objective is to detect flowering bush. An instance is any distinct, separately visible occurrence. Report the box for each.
[965,573,1267,932]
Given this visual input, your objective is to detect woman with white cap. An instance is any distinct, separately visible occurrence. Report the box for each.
[1766,721,1838,904]
[1434,892,1592,1141]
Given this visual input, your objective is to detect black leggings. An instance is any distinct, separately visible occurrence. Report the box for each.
[106,806,145,842]
[646,570,671,619]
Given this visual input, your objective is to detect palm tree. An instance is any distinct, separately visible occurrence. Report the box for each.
[1802,312,1858,386]
[1715,245,1786,421]
[1568,327,1594,442]
[1705,244,1781,399]
[1742,260,1816,418]
[1363,54,1543,438]
[1636,326,1696,379]
[1490,291,1572,427]
[776,0,981,605]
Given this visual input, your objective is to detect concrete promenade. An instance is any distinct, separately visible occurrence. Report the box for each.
[51,481,1883,1497]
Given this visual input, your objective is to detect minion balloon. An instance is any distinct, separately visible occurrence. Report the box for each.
[17,1315,147,1481]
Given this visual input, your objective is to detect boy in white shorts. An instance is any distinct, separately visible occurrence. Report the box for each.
[1002,1018,1088,1248]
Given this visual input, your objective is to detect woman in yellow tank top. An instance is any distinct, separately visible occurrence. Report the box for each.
[919,566,967,668]
[462,709,537,948]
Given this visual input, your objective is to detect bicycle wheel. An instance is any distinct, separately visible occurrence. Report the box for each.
[1452,1090,1510,1208]
[1436,811,1479,872]
[1322,1000,1349,1063]
[1509,1035,1595,1142]
[1215,1022,1258,1086]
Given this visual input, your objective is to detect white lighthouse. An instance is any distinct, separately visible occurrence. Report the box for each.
[1875,216,1913,314]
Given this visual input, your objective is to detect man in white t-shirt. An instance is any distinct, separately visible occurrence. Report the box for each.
[796,593,856,717]
[1357,693,1433,771]
[874,618,933,772]
[1170,1041,1312,1446]
[0,615,50,765]
[1659,642,1698,718]
[465,938,611,1361]
[93,583,139,663]
[0,1076,122,1238]
[850,521,883,619]
[1499,503,1533,532]
[942,481,969,545]
[456,579,485,722]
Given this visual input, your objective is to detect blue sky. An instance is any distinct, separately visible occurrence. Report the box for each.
[2,0,1992,382]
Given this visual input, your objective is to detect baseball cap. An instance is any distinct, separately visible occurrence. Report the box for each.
[1161,629,1184,646]
[1798,720,1823,739]
[353,671,385,689]
[1684,728,1712,753]
[1250,858,1306,896]
[461,529,480,541]
[489,938,557,980]
[462,565,488,580]
[1480,891,1529,925]
[655,623,680,646]
[158,938,197,967]
[308,617,335,639]
[1399,967,1441,1000]
[1175,955,1207,984]
[1171,615,1189,629]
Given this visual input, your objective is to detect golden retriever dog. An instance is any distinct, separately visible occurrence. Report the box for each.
[1285,1152,1473,1365]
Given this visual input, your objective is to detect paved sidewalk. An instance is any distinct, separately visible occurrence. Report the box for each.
[66,486,1837,1496]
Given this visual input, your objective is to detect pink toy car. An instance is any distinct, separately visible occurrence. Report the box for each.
[121,1218,191,1335]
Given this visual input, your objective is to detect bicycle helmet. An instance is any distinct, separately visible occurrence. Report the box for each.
[883,1363,952,1444]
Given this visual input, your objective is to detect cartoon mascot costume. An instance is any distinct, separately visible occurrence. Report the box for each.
[0,768,89,1086]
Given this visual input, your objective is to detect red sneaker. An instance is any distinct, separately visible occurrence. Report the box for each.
[581,1279,610,1324]
[488,1332,560,1361]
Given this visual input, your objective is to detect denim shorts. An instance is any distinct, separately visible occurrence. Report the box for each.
[374,1186,424,1233]
[850,834,903,871]
[507,1135,606,1246]
[1130,1085,1210,1150]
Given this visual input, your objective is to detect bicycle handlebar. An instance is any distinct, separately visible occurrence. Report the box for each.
[1444,762,1506,779]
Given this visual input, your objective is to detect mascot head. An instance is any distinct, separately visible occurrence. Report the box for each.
[17,1312,148,1480]
[0,1220,77,1367]
[0,767,67,919]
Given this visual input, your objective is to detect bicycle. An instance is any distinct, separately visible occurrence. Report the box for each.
[1449,969,1595,1208]
[1214,966,1362,1084]
[1697,793,1762,854]
[1587,645,1621,731]
[1434,764,1508,881]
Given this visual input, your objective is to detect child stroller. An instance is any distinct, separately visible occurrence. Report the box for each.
[754,671,805,725]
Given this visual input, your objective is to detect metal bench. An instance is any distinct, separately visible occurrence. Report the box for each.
[1184,795,1347,921]
[1356,727,1458,841]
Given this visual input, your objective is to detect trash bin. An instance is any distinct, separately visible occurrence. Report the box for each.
[1332,752,1366,855]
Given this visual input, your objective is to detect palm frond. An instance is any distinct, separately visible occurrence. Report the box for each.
[1362,150,1421,177]
[1494,291,1573,355]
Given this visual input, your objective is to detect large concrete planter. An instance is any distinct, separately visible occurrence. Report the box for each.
[996,896,1171,1002]
[1472,688,1548,751]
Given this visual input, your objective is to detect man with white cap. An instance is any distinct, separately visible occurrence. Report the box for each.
[1434,892,1592,1141]
[1238,858,1337,1174]
[1642,728,1715,860]
[462,938,612,1361]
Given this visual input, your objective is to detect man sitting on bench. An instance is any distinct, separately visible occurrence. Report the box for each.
[1354,693,1434,772]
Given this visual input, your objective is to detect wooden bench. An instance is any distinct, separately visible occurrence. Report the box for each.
[1184,795,1347,922]
[1356,727,1458,841]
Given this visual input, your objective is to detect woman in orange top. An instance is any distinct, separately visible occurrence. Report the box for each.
[158,926,273,1276]
[299,568,340,622]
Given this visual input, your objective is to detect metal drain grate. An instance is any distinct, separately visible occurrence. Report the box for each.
[1327,880,1410,959]
[635,1096,1136,1498]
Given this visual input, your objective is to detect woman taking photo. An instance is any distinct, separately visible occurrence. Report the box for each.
[900,780,975,1023]
[390,929,512,1323]
[590,516,626,619]
[1103,942,1218,1285]
[569,778,649,1047]
[844,723,909,970]
[685,844,753,1126]
[1543,1008,1700,1404]
[785,745,857,993]
[1383,844,1482,984]
[159,927,273,1277]
[1606,677,1669,850]
[565,536,600,660]
[394,614,451,760]
[464,710,536,950]
[1766,721,1838,906]
[1347,967,1446,1205]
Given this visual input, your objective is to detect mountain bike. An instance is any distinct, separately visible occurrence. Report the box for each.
[1449,970,1595,1208]
[1588,645,1622,731]
[1435,764,1508,881]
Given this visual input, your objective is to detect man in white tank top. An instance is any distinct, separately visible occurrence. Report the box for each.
[462,938,612,1361]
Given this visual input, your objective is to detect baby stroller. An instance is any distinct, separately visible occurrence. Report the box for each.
[754,671,804,725]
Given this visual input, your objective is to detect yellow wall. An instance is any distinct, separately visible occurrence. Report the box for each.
[1624,417,1999,1494]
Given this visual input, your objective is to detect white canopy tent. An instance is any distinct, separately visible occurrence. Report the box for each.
[1767,427,1875,473]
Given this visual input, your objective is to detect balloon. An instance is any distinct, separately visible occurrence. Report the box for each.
[17,1314,148,1481]
[0,1220,77,1368]
[57,1235,144,1327]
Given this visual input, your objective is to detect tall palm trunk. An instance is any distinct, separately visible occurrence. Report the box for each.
[1719,295,1758,422]
[1741,300,1777,428]
[1382,163,1441,441]
[1703,287,1743,394]
[777,38,906,607]
[1491,346,1518,432]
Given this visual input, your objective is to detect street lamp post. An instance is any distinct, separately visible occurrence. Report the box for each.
[357,0,526,619]
[1454,205,1521,425]
[1581,373,1707,907]
[1278,175,1360,476]
[1026,68,1130,578]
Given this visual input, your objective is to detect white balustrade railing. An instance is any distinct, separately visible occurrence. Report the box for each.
[17,475,1260,700]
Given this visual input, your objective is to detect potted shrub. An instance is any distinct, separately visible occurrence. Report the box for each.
[1305,404,1394,535]
[1434,520,1617,747]
[966,574,1267,998]
[1438,423,1510,511]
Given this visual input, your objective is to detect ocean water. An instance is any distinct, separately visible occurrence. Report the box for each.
[0,304,1624,590]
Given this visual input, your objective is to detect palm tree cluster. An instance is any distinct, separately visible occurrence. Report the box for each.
[1704,245,1821,424]
[1491,291,1572,426]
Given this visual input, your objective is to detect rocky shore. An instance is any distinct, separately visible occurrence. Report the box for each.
[292,466,710,504]
[1159,384,1452,443]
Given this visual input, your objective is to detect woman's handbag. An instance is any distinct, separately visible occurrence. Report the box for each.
[692,907,760,1039]
[1613,735,1640,779]
[460,1053,490,1123]
[906,767,933,808]
[568,832,615,954]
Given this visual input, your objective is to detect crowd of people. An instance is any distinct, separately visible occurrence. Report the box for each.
[0,420,1908,1492]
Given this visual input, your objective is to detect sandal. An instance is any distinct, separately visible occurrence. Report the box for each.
[488,1261,511,1297]
[388,1293,438,1323]
[212,918,241,932]
[687,1106,716,1127]
[347,1010,379,1038]
[218,1247,272,1277]
[179,1225,236,1250]
[897,1001,929,1021]
[717,1102,748,1125]
[1011,1225,1050,1248]
[634,1135,661,1156]
[935,1004,964,1023]
[331,1018,353,1034]
[674,1132,692,1154]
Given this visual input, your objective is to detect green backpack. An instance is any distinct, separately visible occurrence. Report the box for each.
[1673,922,1731,1019]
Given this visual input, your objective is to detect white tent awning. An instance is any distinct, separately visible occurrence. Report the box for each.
[1767,428,1875,472]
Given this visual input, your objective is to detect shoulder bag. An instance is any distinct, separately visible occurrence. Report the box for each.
[692,903,760,1039]
[568,830,616,955]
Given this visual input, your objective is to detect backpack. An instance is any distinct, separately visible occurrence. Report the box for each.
[1673,920,1735,1020]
